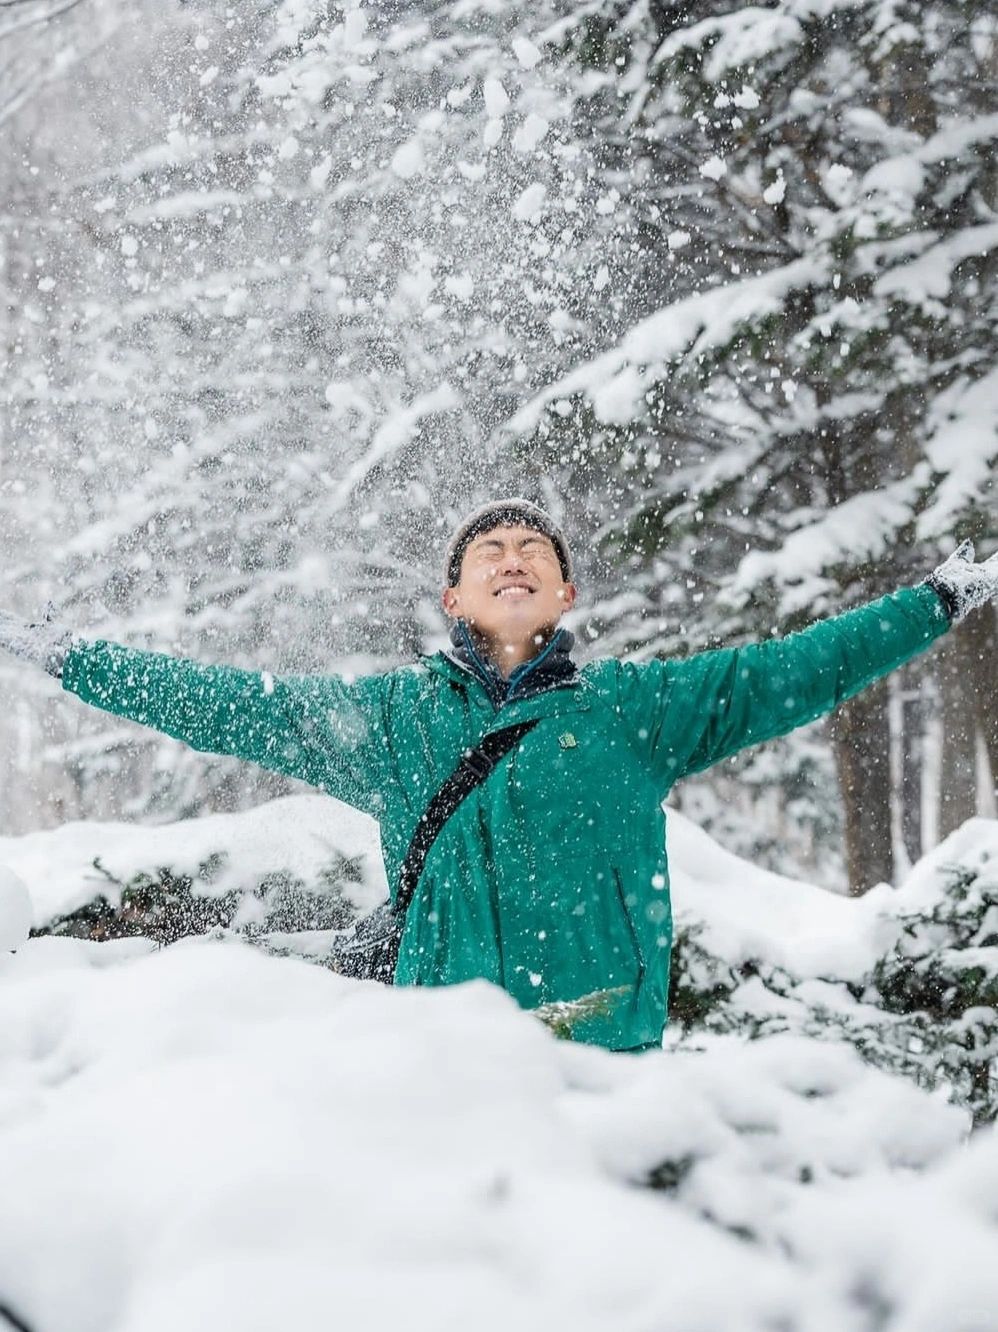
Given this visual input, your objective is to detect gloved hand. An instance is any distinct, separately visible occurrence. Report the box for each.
[926,540,998,623]
[0,605,73,678]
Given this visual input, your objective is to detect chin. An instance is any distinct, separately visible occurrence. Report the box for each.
[493,608,545,630]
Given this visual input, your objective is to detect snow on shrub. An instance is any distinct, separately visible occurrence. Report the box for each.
[4,797,996,1121]
[666,819,998,1124]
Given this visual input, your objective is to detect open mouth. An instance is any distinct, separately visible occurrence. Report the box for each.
[493,583,535,598]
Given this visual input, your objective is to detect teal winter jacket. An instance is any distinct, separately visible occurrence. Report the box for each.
[61,584,950,1050]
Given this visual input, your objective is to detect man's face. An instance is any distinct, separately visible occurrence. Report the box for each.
[441,524,576,648]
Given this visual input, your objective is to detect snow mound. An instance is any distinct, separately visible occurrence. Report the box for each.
[0,866,31,952]
[0,937,988,1332]
[0,794,386,930]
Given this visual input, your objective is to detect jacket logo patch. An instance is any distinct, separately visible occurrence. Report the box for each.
[558,731,578,749]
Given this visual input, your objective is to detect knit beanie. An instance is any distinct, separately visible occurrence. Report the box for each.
[444,498,573,587]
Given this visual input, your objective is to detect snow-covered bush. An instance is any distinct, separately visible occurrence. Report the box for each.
[666,820,998,1125]
[34,850,364,947]
[1,794,384,944]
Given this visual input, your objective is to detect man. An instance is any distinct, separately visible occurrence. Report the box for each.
[1,499,996,1051]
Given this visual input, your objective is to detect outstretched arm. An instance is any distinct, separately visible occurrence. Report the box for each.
[617,543,998,792]
[668,583,949,779]
[0,613,393,816]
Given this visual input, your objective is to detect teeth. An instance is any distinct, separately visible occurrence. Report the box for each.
[496,586,532,597]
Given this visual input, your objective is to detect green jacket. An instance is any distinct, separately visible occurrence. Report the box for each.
[61,584,949,1050]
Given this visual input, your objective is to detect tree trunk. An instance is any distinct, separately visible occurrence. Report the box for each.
[960,604,998,805]
[897,662,926,868]
[829,680,893,895]
[874,7,937,139]
[936,630,979,839]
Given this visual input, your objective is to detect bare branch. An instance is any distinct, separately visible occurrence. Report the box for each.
[0,0,85,40]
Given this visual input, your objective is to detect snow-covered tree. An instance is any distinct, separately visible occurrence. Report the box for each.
[0,0,129,832]
[3,0,616,824]
[0,0,115,127]
[3,0,995,874]
[513,0,998,890]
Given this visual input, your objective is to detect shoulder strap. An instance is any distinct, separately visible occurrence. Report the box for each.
[396,718,541,916]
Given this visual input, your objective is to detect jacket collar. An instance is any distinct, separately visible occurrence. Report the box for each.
[442,619,577,707]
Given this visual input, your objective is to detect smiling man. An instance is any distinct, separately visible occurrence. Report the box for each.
[2,498,998,1051]
[441,501,577,698]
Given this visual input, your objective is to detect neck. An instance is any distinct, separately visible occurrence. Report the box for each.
[468,624,557,679]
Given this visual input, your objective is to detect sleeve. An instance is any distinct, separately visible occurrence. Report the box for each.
[61,638,394,817]
[615,583,951,793]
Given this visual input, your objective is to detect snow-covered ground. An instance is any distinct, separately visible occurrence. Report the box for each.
[1,800,996,1332]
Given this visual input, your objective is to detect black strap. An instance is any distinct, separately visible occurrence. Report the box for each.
[396,718,541,915]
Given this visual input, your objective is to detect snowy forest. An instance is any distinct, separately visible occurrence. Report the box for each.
[2,0,996,894]
[3,4,998,1331]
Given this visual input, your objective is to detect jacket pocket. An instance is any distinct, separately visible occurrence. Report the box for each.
[611,866,646,988]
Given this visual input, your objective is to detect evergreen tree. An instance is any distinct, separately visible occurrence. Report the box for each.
[514,0,998,888]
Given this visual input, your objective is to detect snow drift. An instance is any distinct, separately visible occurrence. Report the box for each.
[1,800,997,1332]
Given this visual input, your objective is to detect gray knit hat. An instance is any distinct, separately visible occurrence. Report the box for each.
[444,498,573,586]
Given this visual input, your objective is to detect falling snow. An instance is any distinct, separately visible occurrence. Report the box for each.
[1,1,997,1323]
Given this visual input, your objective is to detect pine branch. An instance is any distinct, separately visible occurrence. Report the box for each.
[533,985,633,1040]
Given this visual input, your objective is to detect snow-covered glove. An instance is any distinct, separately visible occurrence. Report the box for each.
[925,540,998,623]
[0,605,73,678]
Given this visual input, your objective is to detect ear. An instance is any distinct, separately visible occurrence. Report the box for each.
[558,582,577,612]
[441,586,460,619]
